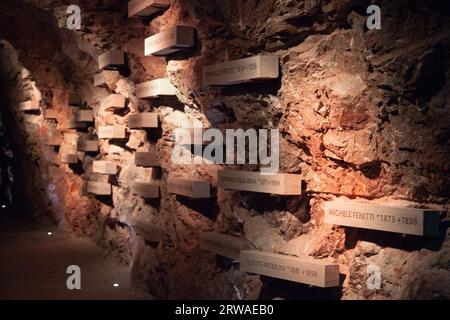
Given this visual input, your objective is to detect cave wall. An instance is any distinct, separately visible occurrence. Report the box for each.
[0,0,449,299]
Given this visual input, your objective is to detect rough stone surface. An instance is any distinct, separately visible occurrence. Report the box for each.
[0,0,448,299]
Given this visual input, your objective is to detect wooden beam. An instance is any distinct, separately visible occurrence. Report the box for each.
[136,79,177,98]
[145,25,195,56]
[203,55,279,86]
[218,170,302,195]
[240,250,340,288]
[128,0,170,18]
[324,201,441,236]
[167,177,211,198]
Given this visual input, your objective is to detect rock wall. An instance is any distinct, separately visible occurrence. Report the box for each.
[0,0,449,299]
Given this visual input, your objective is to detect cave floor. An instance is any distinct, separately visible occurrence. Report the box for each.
[0,212,145,300]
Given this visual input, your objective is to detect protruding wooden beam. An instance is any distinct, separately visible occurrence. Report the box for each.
[240,250,340,288]
[144,25,195,56]
[136,79,177,98]
[128,112,158,129]
[128,0,170,18]
[167,177,211,198]
[130,181,160,198]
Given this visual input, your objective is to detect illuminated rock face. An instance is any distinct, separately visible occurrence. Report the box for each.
[0,0,449,300]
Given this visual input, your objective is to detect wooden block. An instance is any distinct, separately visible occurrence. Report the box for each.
[44,135,62,146]
[130,181,160,198]
[218,170,302,195]
[98,125,126,139]
[93,72,106,87]
[65,120,87,130]
[128,113,158,129]
[77,140,99,152]
[203,55,279,86]
[324,201,441,236]
[240,250,340,288]
[136,79,177,98]
[167,177,211,198]
[145,25,195,56]
[74,109,94,122]
[86,181,112,195]
[60,153,78,164]
[98,50,125,70]
[69,92,82,106]
[44,109,57,119]
[135,152,160,167]
[132,221,164,243]
[201,232,249,261]
[93,161,117,175]
[93,70,121,87]
[19,100,39,111]
[101,94,126,111]
[128,0,170,18]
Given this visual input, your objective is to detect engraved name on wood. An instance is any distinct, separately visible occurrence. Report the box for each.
[98,125,126,139]
[101,94,126,111]
[201,232,249,261]
[132,221,164,243]
[93,161,118,175]
[128,113,158,129]
[60,153,78,164]
[144,25,195,56]
[203,55,279,86]
[98,50,125,70]
[128,0,170,18]
[324,201,441,236]
[167,177,211,198]
[131,181,160,198]
[136,79,177,98]
[77,140,99,152]
[218,170,302,195]
[44,109,58,120]
[86,181,112,195]
[74,109,94,122]
[135,152,160,167]
[19,100,39,111]
[240,250,340,288]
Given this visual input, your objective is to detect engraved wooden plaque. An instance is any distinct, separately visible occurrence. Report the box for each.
[77,140,99,152]
[87,181,112,195]
[128,0,170,18]
[75,109,94,122]
[167,177,210,198]
[136,79,177,98]
[324,201,441,236]
[44,109,57,119]
[93,161,118,175]
[60,153,78,164]
[19,100,39,111]
[135,152,160,167]
[131,181,160,198]
[101,94,126,111]
[203,55,279,86]
[201,232,249,261]
[132,221,164,243]
[98,50,125,70]
[218,170,302,195]
[128,113,158,129]
[145,25,195,56]
[93,72,106,87]
[98,125,126,139]
[240,250,340,288]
